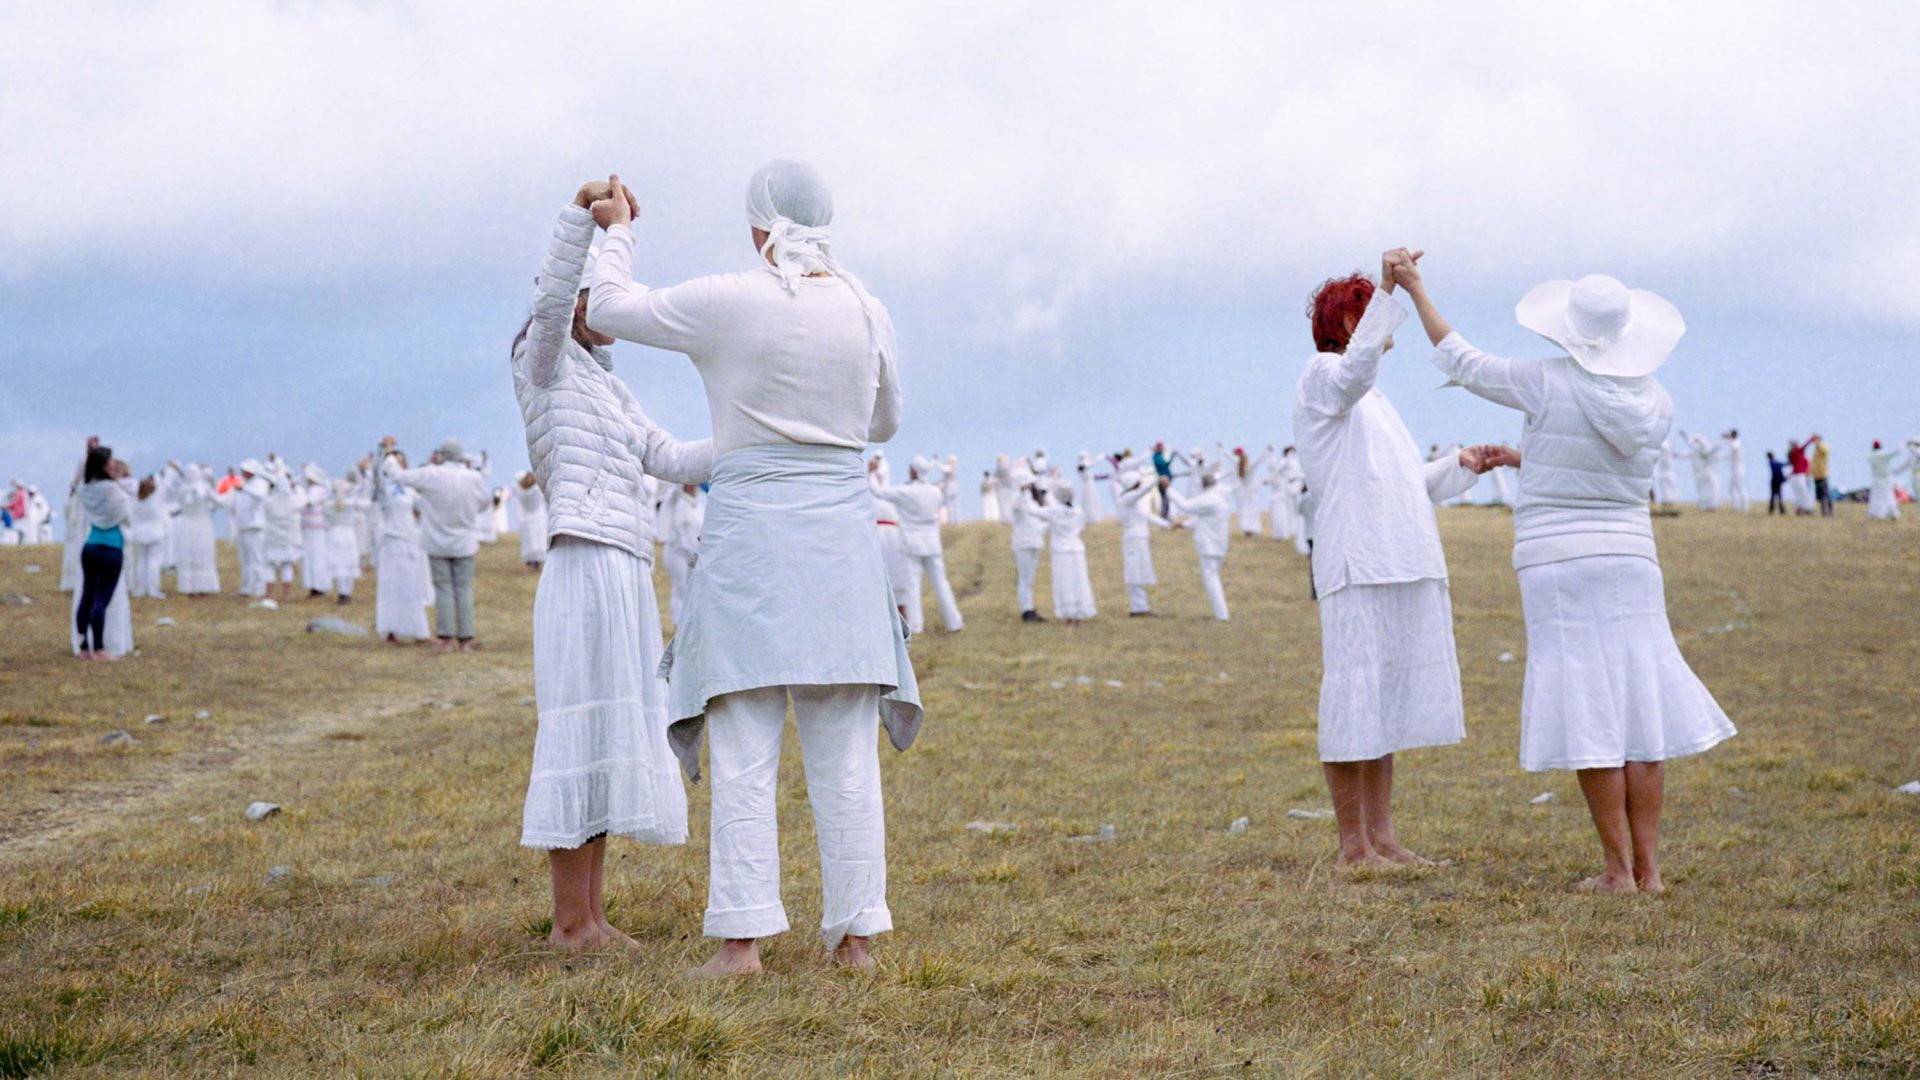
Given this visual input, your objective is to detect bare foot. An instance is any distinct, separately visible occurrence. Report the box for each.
[432,639,456,654]
[459,639,482,653]
[76,650,95,661]
[831,936,876,971]
[1374,842,1449,867]
[1573,873,1638,895]
[1337,846,1395,869]
[549,923,615,952]
[97,653,123,662]
[691,939,762,978]
[1635,871,1665,894]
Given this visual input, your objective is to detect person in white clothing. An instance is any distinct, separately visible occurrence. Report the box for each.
[72,441,137,660]
[871,458,915,623]
[261,468,302,605]
[940,454,961,523]
[513,472,549,569]
[585,161,918,976]
[25,486,52,546]
[658,483,705,624]
[1487,464,1514,506]
[1230,447,1265,535]
[1008,470,1050,623]
[387,439,492,652]
[1169,470,1233,621]
[1114,469,1173,616]
[1721,430,1749,512]
[1269,446,1305,546]
[511,182,714,953]
[124,476,171,600]
[168,463,225,595]
[1292,252,1494,869]
[1866,440,1910,521]
[1073,452,1105,524]
[978,471,1001,524]
[1405,256,1735,893]
[1653,436,1684,509]
[230,460,270,598]
[59,479,85,592]
[1680,431,1723,511]
[322,479,360,604]
[869,456,965,633]
[371,448,433,644]
[1907,439,1920,510]
[298,465,333,596]
[1034,481,1095,624]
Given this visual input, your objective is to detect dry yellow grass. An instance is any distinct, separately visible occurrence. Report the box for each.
[2,508,1918,1076]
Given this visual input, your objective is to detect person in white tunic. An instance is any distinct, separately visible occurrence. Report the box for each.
[1230,447,1265,535]
[586,161,919,976]
[298,465,332,596]
[72,442,137,660]
[1074,452,1105,524]
[869,458,916,624]
[1114,469,1173,616]
[322,480,360,604]
[1035,481,1095,624]
[1292,254,1488,868]
[261,469,302,605]
[1008,470,1050,622]
[512,182,715,952]
[1653,435,1683,509]
[371,450,433,644]
[515,472,549,569]
[1866,440,1910,521]
[658,483,705,624]
[1680,431,1723,511]
[1169,471,1233,621]
[59,479,85,592]
[125,476,171,600]
[1403,256,1736,893]
[1487,463,1514,506]
[869,456,965,633]
[978,471,1002,524]
[168,464,224,596]
[1721,430,1749,512]
[231,460,270,598]
[1269,446,1305,545]
[26,486,53,546]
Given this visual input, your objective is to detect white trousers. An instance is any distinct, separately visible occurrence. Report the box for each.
[904,551,963,633]
[1199,554,1229,621]
[1013,546,1042,613]
[704,684,891,949]
[1728,481,1749,512]
[1127,584,1151,613]
[236,530,266,596]
[129,541,166,598]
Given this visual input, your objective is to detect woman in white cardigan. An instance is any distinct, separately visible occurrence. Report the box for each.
[1397,254,1734,894]
[1291,252,1498,869]
[510,179,713,952]
[586,160,919,976]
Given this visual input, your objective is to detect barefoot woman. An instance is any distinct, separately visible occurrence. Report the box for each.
[588,160,918,974]
[1395,255,1734,893]
[1290,252,1493,867]
[511,180,713,948]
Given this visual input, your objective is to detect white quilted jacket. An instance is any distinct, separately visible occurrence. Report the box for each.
[512,205,712,560]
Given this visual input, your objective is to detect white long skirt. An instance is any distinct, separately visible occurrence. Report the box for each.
[1317,578,1464,762]
[1050,547,1097,619]
[374,534,431,640]
[519,509,549,564]
[1517,556,1735,772]
[327,524,360,589]
[1867,478,1899,520]
[521,537,688,849]
[980,488,1001,523]
[1121,532,1156,587]
[174,510,220,593]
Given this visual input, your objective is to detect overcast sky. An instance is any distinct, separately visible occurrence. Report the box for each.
[5,1,1917,509]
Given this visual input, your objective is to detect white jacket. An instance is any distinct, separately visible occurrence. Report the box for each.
[514,206,713,559]
[869,478,945,557]
[1431,333,1670,569]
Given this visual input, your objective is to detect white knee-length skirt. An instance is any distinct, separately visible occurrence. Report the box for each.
[1317,577,1464,762]
[520,536,688,849]
[1517,555,1735,772]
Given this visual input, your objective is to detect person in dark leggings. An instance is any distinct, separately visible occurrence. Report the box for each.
[74,441,132,661]
[1766,451,1787,515]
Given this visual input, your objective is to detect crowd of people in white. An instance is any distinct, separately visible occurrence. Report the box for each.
[20,158,1917,979]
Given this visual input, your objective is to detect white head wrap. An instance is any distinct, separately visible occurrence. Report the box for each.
[745,158,893,366]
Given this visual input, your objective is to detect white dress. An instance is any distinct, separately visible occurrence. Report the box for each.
[171,472,224,594]
[374,487,432,640]
[517,484,549,564]
[1040,502,1096,620]
[520,536,688,848]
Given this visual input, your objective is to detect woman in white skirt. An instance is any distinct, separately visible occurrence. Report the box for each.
[323,480,360,604]
[168,463,224,596]
[371,452,432,644]
[587,160,920,976]
[1865,441,1909,521]
[515,473,548,568]
[1037,482,1095,625]
[511,179,713,952]
[1398,254,1735,894]
[1114,469,1172,616]
[1291,253,1494,868]
[125,476,171,600]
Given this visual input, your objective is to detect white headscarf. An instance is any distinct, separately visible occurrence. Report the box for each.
[744,158,894,367]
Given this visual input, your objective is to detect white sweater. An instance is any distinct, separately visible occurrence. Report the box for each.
[385,461,490,558]
[1431,333,1671,569]
[514,206,713,559]
[587,223,901,457]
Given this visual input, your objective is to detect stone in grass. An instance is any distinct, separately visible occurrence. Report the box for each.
[1,593,31,606]
[250,598,279,611]
[194,710,211,720]
[1105,680,1125,689]
[244,801,282,821]
[23,564,42,573]
[1286,808,1332,821]
[1066,824,1118,843]
[1074,675,1093,686]
[143,713,165,725]
[1049,681,1066,690]
[265,865,292,883]
[184,885,211,896]
[306,615,369,637]
[100,730,138,746]
[966,821,1017,835]
[1146,680,1165,689]
[1530,792,1556,805]
[155,616,177,628]
[1896,781,1920,795]
[1228,816,1250,835]
[1498,652,1517,663]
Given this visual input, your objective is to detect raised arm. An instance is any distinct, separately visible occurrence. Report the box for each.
[1428,334,1548,414]
[516,194,600,388]
[1303,288,1406,416]
[583,181,722,354]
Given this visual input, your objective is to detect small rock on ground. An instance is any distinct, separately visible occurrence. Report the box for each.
[194,710,211,720]
[306,615,368,637]
[1067,824,1118,843]
[250,598,279,610]
[2,593,32,606]
[355,874,396,887]
[155,616,177,627]
[245,801,281,821]
[1530,792,1556,805]
[965,821,1017,835]
[265,866,291,883]
[143,713,165,725]
[1286,808,1332,820]
[1228,816,1250,834]
[100,730,138,746]
[1896,781,1920,795]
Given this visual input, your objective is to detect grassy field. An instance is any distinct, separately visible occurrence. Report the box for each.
[2,507,1918,1077]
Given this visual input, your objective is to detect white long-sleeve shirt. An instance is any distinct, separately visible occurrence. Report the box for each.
[1036,501,1087,554]
[1169,486,1231,558]
[385,460,490,558]
[1009,489,1048,551]
[587,223,901,456]
[869,478,946,557]
[1115,482,1171,539]
[1291,291,1475,597]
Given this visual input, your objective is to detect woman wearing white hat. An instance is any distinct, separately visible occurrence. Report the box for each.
[1008,464,1050,622]
[586,161,918,976]
[1114,469,1173,616]
[168,463,225,596]
[1397,254,1735,894]
[514,472,548,570]
[1035,479,1095,625]
[1865,440,1911,521]
[298,464,333,596]
[1292,253,1492,869]
[261,467,302,606]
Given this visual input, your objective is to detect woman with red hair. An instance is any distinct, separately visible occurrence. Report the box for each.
[1290,250,1505,867]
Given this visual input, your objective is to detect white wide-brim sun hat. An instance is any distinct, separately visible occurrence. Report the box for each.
[1515,274,1685,378]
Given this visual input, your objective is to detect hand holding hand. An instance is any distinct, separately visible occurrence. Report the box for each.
[574,179,614,209]
[1459,444,1520,474]
[589,173,638,229]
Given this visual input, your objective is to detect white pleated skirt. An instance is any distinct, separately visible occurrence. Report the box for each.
[1517,556,1735,772]
[1050,547,1097,619]
[1317,578,1464,762]
[520,536,688,849]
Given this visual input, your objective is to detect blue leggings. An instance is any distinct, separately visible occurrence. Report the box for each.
[77,543,124,651]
